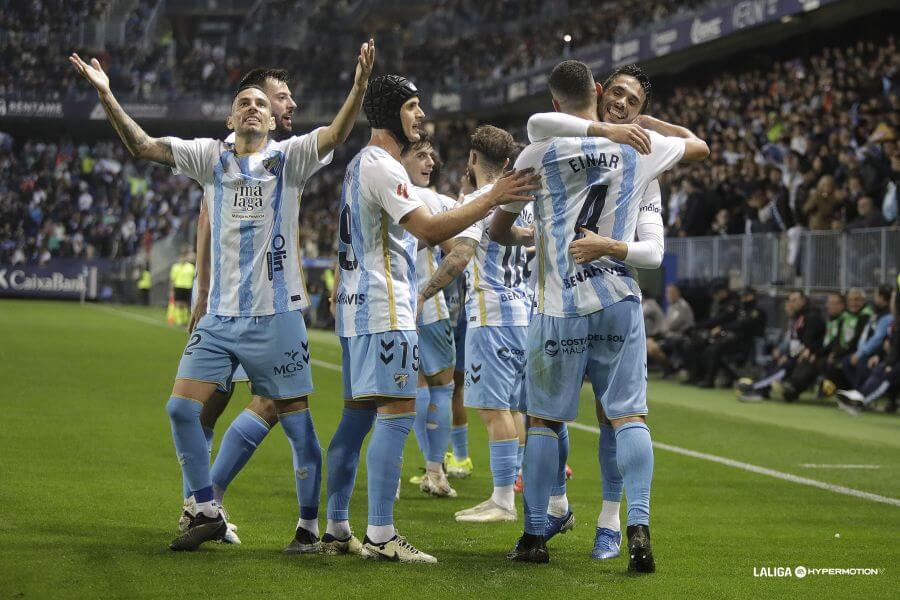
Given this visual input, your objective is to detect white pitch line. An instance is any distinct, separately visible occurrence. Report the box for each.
[567,421,900,507]
[92,303,900,508]
[799,464,882,470]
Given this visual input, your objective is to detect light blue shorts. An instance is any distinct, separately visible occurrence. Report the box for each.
[341,330,419,400]
[176,310,313,400]
[464,325,527,411]
[525,297,647,422]
[418,319,456,376]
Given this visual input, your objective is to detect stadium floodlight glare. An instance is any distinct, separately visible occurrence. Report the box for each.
[563,34,572,43]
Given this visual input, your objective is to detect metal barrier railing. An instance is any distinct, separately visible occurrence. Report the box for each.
[665,227,900,291]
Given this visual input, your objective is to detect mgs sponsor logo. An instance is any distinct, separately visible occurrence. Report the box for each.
[690,16,722,44]
[273,343,310,377]
[544,340,559,357]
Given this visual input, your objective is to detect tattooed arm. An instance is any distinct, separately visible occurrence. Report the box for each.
[417,237,477,314]
[69,53,175,166]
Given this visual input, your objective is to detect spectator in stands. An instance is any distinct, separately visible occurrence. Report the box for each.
[836,278,900,414]
[695,287,766,389]
[831,284,895,391]
[642,293,665,339]
[845,196,888,229]
[737,290,827,402]
[680,282,739,385]
[781,288,872,401]
[647,283,695,376]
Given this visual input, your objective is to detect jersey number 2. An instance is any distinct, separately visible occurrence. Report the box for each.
[574,184,609,234]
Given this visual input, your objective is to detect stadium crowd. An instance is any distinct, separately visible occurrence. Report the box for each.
[4,26,898,264]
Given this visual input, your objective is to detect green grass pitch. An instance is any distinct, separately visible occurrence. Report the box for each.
[1,299,897,599]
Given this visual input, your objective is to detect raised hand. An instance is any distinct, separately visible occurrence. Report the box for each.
[489,166,541,205]
[354,39,375,89]
[69,53,110,94]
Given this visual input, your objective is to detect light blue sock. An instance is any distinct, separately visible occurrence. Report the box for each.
[425,383,453,464]
[599,422,623,501]
[367,413,414,525]
[615,422,654,526]
[326,407,376,521]
[489,438,519,488]
[412,387,430,461]
[551,423,569,496]
[210,411,270,500]
[523,426,559,535]
[451,424,469,460]
[516,443,525,474]
[182,426,214,499]
[166,396,213,503]
[280,409,322,520]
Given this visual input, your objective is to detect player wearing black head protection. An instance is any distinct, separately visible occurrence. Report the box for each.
[363,74,419,146]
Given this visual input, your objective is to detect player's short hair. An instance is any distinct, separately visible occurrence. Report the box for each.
[603,64,652,111]
[548,60,595,109]
[401,131,432,156]
[238,68,289,91]
[234,83,269,100]
[470,125,516,170]
[429,148,443,188]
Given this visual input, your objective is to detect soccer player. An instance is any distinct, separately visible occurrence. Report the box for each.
[70,39,374,552]
[416,125,534,523]
[398,136,459,498]
[326,74,540,563]
[491,60,709,568]
[181,68,323,552]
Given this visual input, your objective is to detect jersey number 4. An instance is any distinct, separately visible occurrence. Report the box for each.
[574,184,609,234]
[338,204,358,271]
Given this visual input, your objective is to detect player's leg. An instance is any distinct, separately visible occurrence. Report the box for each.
[514,409,526,492]
[167,314,236,550]
[447,317,472,477]
[545,420,574,540]
[209,392,277,504]
[454,326,525,522]
[593,298,656,573]
[411,376,430,476]
[324,337,375,554]
[346,331,435,563]
[592,404,623,560]
[233,310,325,554]
[417,319,457,496]
[508,314,586,563]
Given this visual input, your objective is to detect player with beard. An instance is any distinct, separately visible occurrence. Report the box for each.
[326,74,539,562]
[492,60,708,568]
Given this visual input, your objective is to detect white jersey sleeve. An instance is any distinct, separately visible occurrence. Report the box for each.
[623,179,664,269]
[367,156,425,224]
[500,152,535,215]
[454,188,489,242]
[527,112,591,143]
[171,138,220,183]
[283,127,334,186]
[644,131,685,178]
[415,187,458,326]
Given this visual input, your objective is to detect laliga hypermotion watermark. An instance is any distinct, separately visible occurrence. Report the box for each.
[753,566,883,578]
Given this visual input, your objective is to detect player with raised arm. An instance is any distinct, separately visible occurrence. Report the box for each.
[325,74,540,563]
[70,40,374,552]
[526,64,688,560]
[397,136,460,498]
[491,60,708,568]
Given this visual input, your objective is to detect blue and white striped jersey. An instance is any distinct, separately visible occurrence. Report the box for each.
[414,186,457,326]
[457,184,534,328]
[503,130,683,317]
[335,146,424,337]
[171,130,331,317]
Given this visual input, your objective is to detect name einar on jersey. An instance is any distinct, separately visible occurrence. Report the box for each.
[567,151,620,174]
[562,263,630,290]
